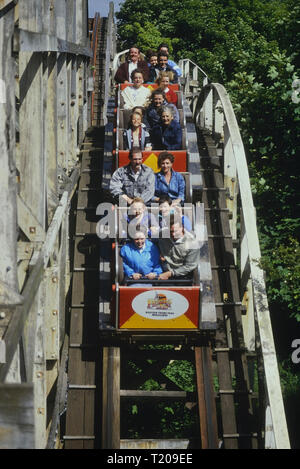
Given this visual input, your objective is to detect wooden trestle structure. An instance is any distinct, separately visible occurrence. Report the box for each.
[0,1,290,449]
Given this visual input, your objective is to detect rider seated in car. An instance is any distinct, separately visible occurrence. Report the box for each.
[158,215,200,280]
[120,226,163,283]
[109,147,155,206]
[157,195,192,232]
[121,197,159,238]
[121,69,152,110]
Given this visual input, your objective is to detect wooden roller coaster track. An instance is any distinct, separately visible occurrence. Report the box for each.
[64,8,290,450]
[0,1,290,450]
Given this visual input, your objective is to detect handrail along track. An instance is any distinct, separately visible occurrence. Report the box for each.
[193,82,290,448]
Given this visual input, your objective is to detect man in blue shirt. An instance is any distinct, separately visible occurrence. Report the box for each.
[120,227,163,281]
[149,52,179,84]
[157,43,182,78]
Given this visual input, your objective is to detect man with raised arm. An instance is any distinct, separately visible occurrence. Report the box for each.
[149,52,179,84]
[157,43,182,78]
[158,215,200,280]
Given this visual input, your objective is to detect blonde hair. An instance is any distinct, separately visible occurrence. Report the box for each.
[130,111,142,122]
[156,70,174,85]
[131,197,145,206]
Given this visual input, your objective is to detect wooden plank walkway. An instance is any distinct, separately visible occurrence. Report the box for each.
[64,130,104,449]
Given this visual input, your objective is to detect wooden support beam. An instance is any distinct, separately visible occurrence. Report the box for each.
[0,6,19,296]
[195,347,219,449]
[17,196,46,242]
[223,121,238,257]
[16,29,93,57]
[120,439,190,449]
[0,189,78,381]
[45,266,59,361]
[68,55,79,167]
[240,210,255,351]
[57,52,69,171]
[0,0,18,14]
[1,0,92,449]
[45,50,59,223]
[102,347,120,449]
[194,203,217,329]
[19,50,46,228]
[46,334,69,449]
[0,1,21,384]
[0,383,35,449]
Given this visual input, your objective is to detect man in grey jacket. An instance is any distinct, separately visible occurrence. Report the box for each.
[158,215,200,280]
[109,147,155,205]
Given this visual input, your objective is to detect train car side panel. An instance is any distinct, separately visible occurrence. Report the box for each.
[118,150,187,172]
[119,287,200,329]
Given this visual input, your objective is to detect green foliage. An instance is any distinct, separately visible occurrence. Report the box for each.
[161,360,196,392]
[123,400,198,439]
[278,359,300,447]
[260,236,300,321]
[279,359,300,398]
[116,0,180,52]
[139,378,162,390]
[122,351,198,439]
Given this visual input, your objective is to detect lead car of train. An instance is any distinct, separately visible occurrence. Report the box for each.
[99,50,216,343]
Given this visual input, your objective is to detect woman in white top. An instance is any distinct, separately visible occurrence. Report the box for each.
[121,69,152,110]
